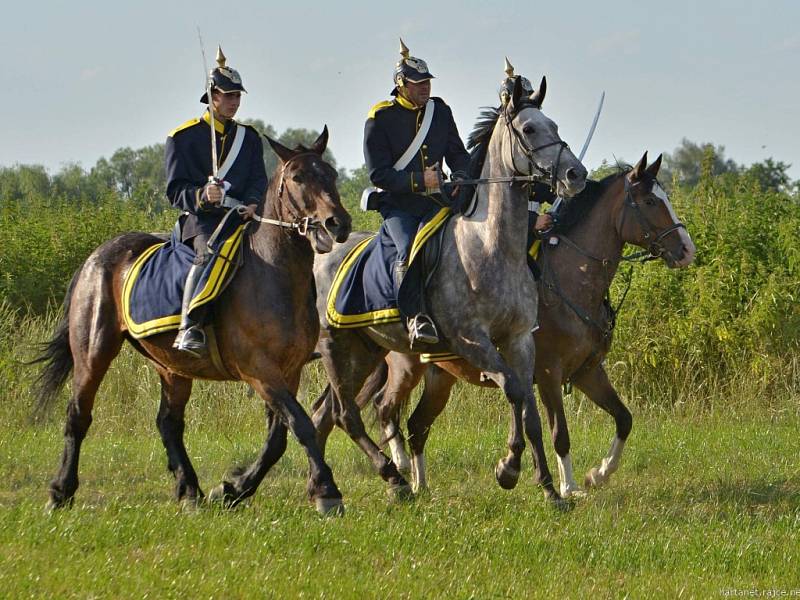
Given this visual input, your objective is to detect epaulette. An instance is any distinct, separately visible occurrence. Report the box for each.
[367,100,394,120]
[168,118,201,138]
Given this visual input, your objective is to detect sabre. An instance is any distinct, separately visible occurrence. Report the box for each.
[549,91,605,216]
[196,27,219,182]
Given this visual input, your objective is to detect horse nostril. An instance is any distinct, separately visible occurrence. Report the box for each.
[324,216,340,231]
[566,167,579,182]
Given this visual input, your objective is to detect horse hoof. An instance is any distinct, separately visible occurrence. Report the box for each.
[495,461,520,490]
[560,485,588,500]
[207,483,235,507]
[315,497,345,517]
[387,483,414,502]
[179,496,202,513]
[584,467,606,489]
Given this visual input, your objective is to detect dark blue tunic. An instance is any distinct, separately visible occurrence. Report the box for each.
[165,112,268,242]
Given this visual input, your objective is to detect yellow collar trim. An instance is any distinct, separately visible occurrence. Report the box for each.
[202,111,228,134]
[395,95,420,111]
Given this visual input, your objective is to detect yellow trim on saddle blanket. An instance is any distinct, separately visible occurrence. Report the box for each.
[420,352,461,364]
[326,207,451,329]
[121,225,247,339]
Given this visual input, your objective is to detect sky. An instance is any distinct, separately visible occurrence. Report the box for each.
[3,0,798,179]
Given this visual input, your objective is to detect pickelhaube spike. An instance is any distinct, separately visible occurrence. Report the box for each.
[504,57,514,78]
[216,46,227,69]
[200,45,246,104]
[399,38,410,60]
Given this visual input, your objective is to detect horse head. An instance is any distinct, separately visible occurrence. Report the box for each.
[265,126,352,253]
[618,152,696,268]
[505,76,587,197]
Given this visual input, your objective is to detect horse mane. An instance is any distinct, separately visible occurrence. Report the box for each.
[466,106,501,179]
[553,166,632,234]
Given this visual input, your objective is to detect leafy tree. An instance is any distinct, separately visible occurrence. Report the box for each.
[663,138,738,188]
[742,158,793,193]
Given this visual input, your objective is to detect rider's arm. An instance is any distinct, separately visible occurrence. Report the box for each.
[165,136,213,213]
[364,118,426,194]
[443,103,470,180]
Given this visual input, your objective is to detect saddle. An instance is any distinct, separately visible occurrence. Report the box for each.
[326,207,452,329]
[122,212,247,340]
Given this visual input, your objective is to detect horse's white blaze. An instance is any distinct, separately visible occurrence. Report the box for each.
[653,183,696,266]
[384,425,411,473]
[556,453,582,497]
[411,454,427,492]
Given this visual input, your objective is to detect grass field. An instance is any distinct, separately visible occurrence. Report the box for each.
[1,336,798,599]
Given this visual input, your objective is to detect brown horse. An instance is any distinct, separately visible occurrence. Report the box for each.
[315,152,695,496]
[32,128,352,514]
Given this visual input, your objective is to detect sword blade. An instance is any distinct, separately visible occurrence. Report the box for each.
[196,27,218,179]
[578,91,605,162]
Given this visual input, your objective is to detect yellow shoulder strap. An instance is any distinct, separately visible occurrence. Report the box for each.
[367,100,394,120]
[168,118,201,137]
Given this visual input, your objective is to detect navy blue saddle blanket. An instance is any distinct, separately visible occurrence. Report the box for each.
[122,223,247,339]
[326,207,450,329]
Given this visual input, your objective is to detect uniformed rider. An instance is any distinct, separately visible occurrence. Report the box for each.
[363,39,470,346]
[165,46,268,357]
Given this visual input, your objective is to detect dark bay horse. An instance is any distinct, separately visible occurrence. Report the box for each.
[312,77,587,505]
[321,152,696,496]
[32,128,352,514]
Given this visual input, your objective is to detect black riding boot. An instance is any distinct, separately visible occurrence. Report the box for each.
[394,260,439,346]
[173,259,210,357]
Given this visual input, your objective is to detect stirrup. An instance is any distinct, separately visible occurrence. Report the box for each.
[173,326,207,358]
[408,314,439,346]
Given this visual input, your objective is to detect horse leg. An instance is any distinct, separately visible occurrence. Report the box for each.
[376,355,424,476]
[48,316,123,509]
[214,373,341,515]
[209,406,289,508]
[319,332,410,497]
[310,383,336,457]
[573,364,633,489]
[406,364,456,492]
[537,373,584,498]
[501,335,559,503]
[155,372,203,504]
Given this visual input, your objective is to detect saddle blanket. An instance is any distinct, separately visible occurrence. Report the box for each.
[326,207,451,329]
[122,222,247,339]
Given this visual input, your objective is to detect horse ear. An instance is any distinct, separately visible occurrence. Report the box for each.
[509,76,523,112]
[265,136,296,163]
[645,153,663,179]
[311,125,329,155]
[630,151,649,181]
[530,76,547,109]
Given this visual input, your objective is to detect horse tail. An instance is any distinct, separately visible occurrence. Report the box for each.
[29,269,80,418]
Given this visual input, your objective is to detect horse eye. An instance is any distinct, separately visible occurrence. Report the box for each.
[523,125,534,135]
[644,195,656,206]
[292,174,304,184]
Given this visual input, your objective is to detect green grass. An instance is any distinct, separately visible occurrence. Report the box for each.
[1,344,798,598]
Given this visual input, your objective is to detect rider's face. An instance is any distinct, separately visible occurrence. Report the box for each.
[211,90,241,121]
[402,79,431,107]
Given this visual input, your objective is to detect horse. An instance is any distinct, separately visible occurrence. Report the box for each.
[341,152,696,496]
[31,128,353,515]
[311,76,588,504]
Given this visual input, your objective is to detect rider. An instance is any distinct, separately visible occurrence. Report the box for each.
[498,60,558,276]
[363,39,470,346]
[165,46,268,357]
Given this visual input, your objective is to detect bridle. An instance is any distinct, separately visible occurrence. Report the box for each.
[539,174,688,337]
[618,177,687,261]
[503,104,568,192]
[248,151,322,236]
[451,104,569,190]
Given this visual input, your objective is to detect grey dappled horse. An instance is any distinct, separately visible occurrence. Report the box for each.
[312,77,587,504]
[350,153,697,496]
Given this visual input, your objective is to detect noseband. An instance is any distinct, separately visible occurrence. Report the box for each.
[619,178,687,260]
